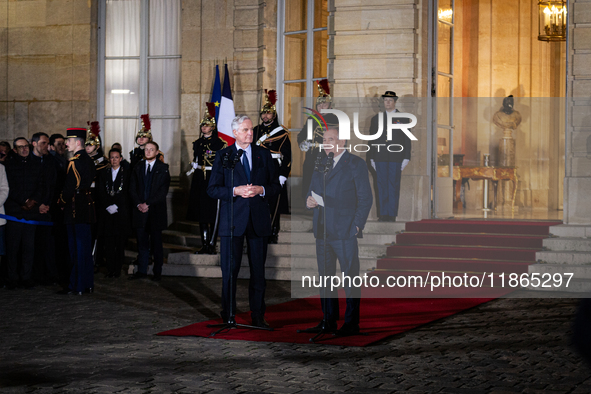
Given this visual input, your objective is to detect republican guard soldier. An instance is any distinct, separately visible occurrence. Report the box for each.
[253,89,291,244]
[130,114,164,168]
[297,79,332,199]
[186,103,227,254]
[59,128,96,295]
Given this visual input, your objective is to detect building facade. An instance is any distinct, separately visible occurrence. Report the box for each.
[0,0,589,224]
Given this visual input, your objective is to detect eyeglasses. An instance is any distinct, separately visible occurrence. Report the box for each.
[15,145,29,150]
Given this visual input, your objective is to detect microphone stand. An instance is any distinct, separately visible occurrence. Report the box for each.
[297,152,334,343]
[208,150,273,336]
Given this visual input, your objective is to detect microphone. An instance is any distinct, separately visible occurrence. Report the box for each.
[222,151,231,168]
[325,152,334,173]
[314,154,323,172]
[232,149,243,165]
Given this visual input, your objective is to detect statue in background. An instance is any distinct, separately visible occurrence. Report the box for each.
[493,95,521,167]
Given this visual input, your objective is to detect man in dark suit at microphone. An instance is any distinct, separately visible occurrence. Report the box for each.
[208,115,281,328]
[304,119,373,336]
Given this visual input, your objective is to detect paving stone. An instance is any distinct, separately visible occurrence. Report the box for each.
[1,277,591,392]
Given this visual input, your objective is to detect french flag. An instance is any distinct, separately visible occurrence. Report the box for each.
[217,64,236,145]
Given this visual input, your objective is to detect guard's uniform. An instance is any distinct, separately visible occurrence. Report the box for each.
[61,129,96,294]
[254,118,291,241]
[186,102,226,254]
[296,79,332,200]
[297,118,324,199]
[187,135,227,223]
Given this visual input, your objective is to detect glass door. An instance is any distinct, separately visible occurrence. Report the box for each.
[432,0,455,218]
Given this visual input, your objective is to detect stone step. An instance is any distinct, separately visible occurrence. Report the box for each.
[536,250,591,265]
[162,264,294,281]
[527,264,591,292]
[272,243,387,258]
[549,224,591,238]
[529,263,591,279]
[280,232,395,245]
[166,252,378,272]
[162,230,202,248]
[543,237,591,252]
[126,239,196,257]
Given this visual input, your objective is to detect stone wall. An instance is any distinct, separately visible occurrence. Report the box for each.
[565,0,591,224]
[0,0,98,141]
[180,0,274,185]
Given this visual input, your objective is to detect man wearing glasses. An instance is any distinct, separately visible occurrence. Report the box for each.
[4,137,45,289]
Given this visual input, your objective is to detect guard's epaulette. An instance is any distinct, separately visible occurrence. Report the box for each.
[69,154,80,161]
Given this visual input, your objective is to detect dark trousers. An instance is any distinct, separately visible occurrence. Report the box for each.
[105,235,126,276]
[6,221,36,283]
[220,215,268,320]
[67,223,93,292]
[136,227,163,276]
[315,235,361,325]
[375,161,402,217]
[53,223,71,288]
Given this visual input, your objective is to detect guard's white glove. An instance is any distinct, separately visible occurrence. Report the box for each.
[401,159,410,171]
[192,162,198,169]
[279,176,287,186]
[370,159,376,171]
[106,204,118,215]
[299,141,310,152]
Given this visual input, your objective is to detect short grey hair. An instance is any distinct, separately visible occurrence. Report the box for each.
[231,115,251,132]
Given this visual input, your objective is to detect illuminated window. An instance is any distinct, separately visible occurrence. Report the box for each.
[98,0,181,160]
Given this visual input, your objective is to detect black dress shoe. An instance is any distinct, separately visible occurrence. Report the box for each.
[128,273,147,280]
[251,317,271,329]
[300,320,337,333]
[151,275,162,282]
[84,287,94,294]
[335,322,360,336]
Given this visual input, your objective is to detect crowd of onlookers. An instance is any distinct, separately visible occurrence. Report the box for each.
[0,131,165,291]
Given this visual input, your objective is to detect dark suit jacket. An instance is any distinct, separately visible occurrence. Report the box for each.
[98,166,131,237]
[308,151,373,240]
[207,144,281,237]
[129,159,170,231]
[366,110,412,163]
[4,154,45,221]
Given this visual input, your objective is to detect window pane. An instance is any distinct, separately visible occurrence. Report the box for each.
[314,0,328,29]
[149,59,181,116]
[285,0,307,32]
[283,82,306,130]
[105,59,140,116]
[106,0,140,57]
[149,118,180,163]
[437,22,451,75]
[284,33,307,81]
[149,0,181,56]
[104,118,139,161]
[313,30,328,79]
[437,128,451,177]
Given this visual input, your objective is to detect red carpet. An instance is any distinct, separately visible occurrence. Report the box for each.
[158,287,511,346]
[159,220,558,346]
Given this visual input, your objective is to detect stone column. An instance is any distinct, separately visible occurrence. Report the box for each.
[565,0,591,224]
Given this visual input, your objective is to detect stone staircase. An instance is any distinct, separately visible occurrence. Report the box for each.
[157,215,405,281]
[529,224,591,293]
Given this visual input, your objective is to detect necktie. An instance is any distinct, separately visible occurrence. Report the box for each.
[147,163,152,175]
[242,150,250,183]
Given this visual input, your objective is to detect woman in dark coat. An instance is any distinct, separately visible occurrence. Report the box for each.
[98,148,131,277]
[186,103,227,254]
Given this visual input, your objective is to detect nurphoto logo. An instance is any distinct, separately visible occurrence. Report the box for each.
[303,107,418,153]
